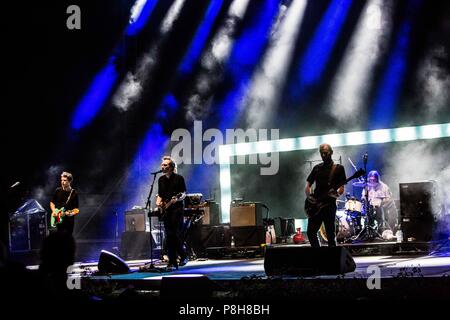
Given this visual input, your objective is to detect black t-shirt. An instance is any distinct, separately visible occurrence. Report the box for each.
[307,162,346,203]
[157,173,186,210]
[51,187,79,211]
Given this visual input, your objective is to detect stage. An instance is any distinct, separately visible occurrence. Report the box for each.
[23,240,450,302]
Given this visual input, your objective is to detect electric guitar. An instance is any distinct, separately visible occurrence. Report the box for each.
[158,193,184,218]
[305,169,365,218]
[50,207,79,227]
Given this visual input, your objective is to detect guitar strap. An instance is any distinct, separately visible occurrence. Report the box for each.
[328,164,337,188]
[64,189,74,207]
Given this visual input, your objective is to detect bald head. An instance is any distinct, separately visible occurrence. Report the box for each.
[319,143,333,164]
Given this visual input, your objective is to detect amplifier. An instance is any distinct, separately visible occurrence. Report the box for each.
[400,181,436,219]
[230,225,276,247]
[230,202,264,227]
[125,208,146,232]
[201,201,220,225]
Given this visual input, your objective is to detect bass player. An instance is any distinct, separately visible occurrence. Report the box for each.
[305,144,346,247]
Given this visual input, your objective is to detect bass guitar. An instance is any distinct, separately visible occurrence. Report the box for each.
[50,207,79,227]
[305,169,365,218]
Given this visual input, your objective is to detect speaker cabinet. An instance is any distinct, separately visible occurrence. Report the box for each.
[230,226,274,247]
[125,209,146,231]
[9,211,47,252]
[264,246,356,276]
[399,181,437,241]
[401,217,434,242]
[230,202,264,227]
[400,181,436,219]
[187,225,231,256]
[120,231,162,259]
[98,250,130,274]
[201,201,220,225]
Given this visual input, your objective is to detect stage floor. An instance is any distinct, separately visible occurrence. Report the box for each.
[27,242,448,286]
[21,240,450,305]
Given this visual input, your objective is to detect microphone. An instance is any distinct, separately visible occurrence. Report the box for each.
[10,181,20,188]
[151,170,163,174]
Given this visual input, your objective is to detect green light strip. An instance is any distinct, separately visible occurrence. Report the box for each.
[219,123,450,222]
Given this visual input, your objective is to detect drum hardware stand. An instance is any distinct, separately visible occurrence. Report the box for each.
[351,153,382,243]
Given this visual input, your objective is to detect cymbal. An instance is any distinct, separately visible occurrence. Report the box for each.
[352,181,366,187]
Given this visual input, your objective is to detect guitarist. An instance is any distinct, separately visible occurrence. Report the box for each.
[156,156,187,270]
[305,144,346,247]
[50,171,79,235]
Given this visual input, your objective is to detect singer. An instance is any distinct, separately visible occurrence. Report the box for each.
[155,156,187,270]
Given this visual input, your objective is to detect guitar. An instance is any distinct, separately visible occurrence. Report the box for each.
[50,207,79,227]
[304,169,365,218]
[158,193,184,218]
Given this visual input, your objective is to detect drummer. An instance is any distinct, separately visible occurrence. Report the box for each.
[361,170,396,231]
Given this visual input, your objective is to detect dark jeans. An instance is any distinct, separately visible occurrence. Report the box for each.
[307,204,337,247]
[56,217,74,235]
[163,208,187,265]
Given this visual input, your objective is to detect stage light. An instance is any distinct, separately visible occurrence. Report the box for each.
[322,133,344,148]
[299,136,319,149]
[369,129,391,144]
[326,0,394,128]
[185,0,250,120]
[71,0,157,130]
[71,62,118,130]
[394,126,417,141]
[369,0,423,129]
[420,124,443,140]
[178,0,223,75]
[297,0,353,87]
[345,131,367,146]
[244,0,307,129]
[219,123,450,222]
[114,0,187,111]
[126,0,158,36]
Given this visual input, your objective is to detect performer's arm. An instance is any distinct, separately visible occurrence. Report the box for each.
[305,182,312,196]
[337,185,345,196]
[156,195,163,207]
[50,201,56,216]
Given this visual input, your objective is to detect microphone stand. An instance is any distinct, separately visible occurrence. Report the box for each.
[141,172,162,272]
[353,153,382,242]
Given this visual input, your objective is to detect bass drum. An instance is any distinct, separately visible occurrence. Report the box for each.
[320,210,361,243]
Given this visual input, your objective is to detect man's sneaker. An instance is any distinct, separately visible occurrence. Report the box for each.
[179,256,189,267]
[166,263,178,271]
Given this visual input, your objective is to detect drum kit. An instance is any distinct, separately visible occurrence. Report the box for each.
[320,180,392,244]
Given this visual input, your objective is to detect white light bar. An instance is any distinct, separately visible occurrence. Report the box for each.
[219,123,450,222]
